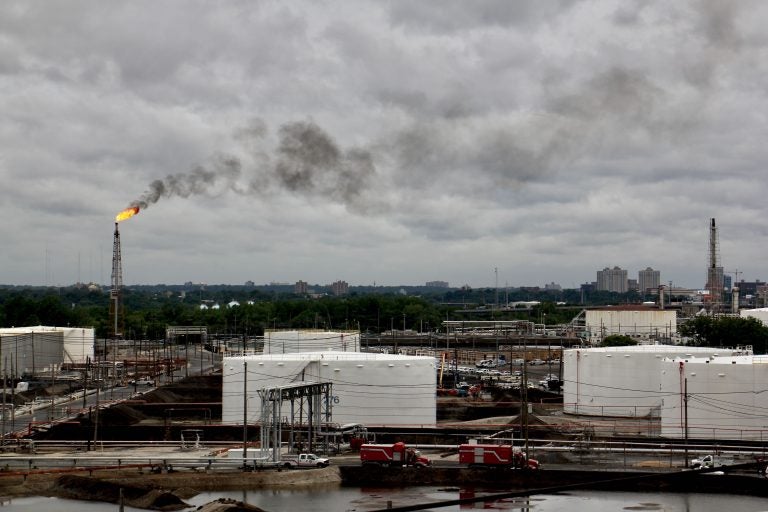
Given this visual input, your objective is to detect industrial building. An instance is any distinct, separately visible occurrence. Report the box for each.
[740,307,768,325]
[221,351,437,427]
[0,326,94,376]
[583,306,677,344]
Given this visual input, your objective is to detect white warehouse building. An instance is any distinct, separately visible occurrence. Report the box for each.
[740,308,768,325]
[563,345,746,419]
[0,326,94,376]
[222,351,436,428]
[584,307,677,344]
[660,354,768,440]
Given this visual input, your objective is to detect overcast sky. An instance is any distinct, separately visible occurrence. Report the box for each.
[2,1,767,289]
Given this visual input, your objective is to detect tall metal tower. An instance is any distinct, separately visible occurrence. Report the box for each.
[706,218,724,314]
[109,222,124,338]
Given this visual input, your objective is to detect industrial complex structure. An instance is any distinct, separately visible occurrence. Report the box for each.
[222,330,436,429]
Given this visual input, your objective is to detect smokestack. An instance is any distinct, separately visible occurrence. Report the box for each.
[659,285,665,310]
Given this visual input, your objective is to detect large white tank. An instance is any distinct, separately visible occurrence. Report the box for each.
[222,351,436,427]
[563,345,740,417]
[263,330,360,354]
[0,326,95,375]
[660,355,768,440]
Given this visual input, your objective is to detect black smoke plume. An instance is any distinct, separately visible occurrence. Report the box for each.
[127,121,376,213]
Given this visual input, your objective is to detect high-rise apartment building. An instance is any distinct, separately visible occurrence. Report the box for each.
[638,267,661,294]
[331,280,349,296]
[295,280,308,294]
[596,266,628,293]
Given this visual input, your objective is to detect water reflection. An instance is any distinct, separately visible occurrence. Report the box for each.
[1,489,767,511]
[184,489,768,512]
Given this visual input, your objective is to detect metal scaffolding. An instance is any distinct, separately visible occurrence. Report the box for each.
[258,381,333,461]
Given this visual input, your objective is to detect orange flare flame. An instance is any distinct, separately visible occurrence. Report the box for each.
[115,206,140,222]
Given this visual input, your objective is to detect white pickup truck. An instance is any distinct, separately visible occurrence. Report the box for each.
[281,453,330,468]
[691,454,715,469]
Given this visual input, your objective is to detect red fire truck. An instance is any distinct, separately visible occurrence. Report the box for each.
[459,444,540,470]
[360,442,432,468]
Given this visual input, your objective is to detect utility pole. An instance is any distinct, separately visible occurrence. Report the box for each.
[242,361,248,469]
[684,378,689,468]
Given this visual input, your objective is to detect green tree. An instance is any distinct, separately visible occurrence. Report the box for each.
[599,334,637,347]
[680,315,768,353]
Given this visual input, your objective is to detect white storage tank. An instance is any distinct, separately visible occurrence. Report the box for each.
[222,351,436,427]
[660,355,768,440]
[563,345,740,417]
[264,330,360,354]
[0,326,95,375]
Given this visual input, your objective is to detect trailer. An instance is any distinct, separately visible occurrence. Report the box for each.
[459,444,539,470]
[360,442,431,468]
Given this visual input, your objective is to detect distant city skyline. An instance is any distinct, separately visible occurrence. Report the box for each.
[21,267,768,292]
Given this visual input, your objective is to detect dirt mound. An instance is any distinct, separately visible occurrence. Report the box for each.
[52,474,189,511]
[141,376,221,404]
[94,403,150,426]
[196,498,267,512]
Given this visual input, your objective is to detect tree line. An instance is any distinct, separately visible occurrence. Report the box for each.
[2,286,766,353]
[0,286,581,339]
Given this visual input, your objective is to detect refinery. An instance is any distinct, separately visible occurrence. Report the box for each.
[0,215,766,509]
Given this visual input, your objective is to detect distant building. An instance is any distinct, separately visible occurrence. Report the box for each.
[596,266,628,293]
[295,280,309,294]
[638,267,660,295]
[244,280,255,287]
[425,280,449,288]
[734,280,766,297]
[331,280,349,296]
[544,282,562,291]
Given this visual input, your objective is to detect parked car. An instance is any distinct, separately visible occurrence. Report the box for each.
[129,377,154,386]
